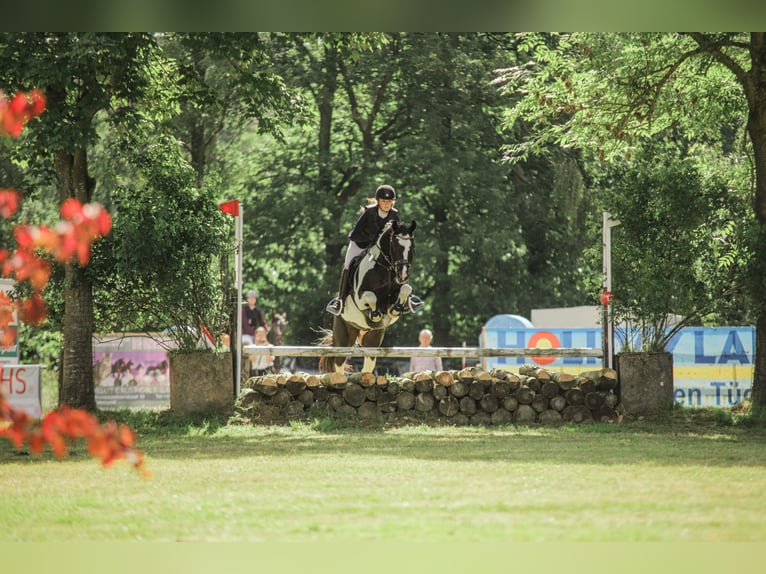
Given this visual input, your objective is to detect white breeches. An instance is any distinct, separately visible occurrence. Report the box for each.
[343,241,364,269]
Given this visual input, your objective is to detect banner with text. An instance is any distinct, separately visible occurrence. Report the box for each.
[482,326,755,408]
[1,364,42,418]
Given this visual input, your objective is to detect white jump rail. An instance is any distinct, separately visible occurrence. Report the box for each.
[243,345,603,359]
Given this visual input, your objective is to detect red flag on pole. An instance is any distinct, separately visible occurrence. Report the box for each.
[219,200,240,216]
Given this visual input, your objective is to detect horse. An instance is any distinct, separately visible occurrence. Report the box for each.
[320,220,417,374]
[267,312,290,372]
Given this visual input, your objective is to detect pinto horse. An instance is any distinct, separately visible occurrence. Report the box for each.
[321,220,417,374]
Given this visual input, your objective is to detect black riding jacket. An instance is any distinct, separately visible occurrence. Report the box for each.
[348,205,399,248]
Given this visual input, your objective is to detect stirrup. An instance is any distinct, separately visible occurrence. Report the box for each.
[326,297,342,316]
[407,295,424,313]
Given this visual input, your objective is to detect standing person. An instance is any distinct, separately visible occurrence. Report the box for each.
[248,326,274,376]
[242,289,267,345]
[410,328,443,373]
[326,184,422,317]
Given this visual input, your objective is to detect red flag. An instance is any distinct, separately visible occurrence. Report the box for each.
[219,200,239,216]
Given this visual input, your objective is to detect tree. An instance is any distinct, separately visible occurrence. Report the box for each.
[0,32,159,410]
[496,32,766,409]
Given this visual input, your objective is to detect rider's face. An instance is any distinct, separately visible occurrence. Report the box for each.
[378,199,394,213]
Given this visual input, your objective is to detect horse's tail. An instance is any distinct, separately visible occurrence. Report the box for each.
[316,328,334,373]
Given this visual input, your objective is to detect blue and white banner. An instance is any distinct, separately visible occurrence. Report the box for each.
[482,326,755,408]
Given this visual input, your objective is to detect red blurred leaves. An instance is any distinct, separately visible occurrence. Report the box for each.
[0,88,45,138]
[1,395,150,476]
[0,87,148,477]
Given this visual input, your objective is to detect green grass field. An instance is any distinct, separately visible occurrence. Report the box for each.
[2,406,766,543]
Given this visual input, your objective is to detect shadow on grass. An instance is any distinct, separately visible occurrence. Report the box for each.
[90,406,766,468]
[4,406,765,469]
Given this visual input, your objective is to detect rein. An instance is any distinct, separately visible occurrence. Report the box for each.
[371,225,411,286]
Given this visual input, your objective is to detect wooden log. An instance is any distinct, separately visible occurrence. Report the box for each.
[562,405,593,423]
[474,369,493,383]
[320,372,347,389]
[479,393,499,413]
[334,404,356,419]
[358,401,381,420]
[327,394,344,411]
[538,409,563,425]
[438,395,460,417]
[414,378,434,394]
[457,368,474,383]
[415,392,435,412]
[285,379,307,396]
[343,383,367,407]
[596,368,619,391]
[550,395,567,412]
[400,378,416,393]
[490,368,509,380]
[271,388,292,408]
[313,387,329,402]
[414,371,434,383]
[459,396,477,415]
[527,377,542,393]
[433,384,448,400]
[550,371,577,390]
[516,386,535,405]
[365,386,381,402]
[469,381,487,400]
[503,395,519,412]
[577,377,597,395]
[348,372,376,388]
[513,404,537,424]
[297,389,314,406]
[283,401,305,419]
[305,374,321,388]
[397,391,415,411]
[564,388,585,406]
[449,379,470,398]
[518,364,551,381]
[505,374,521,391]
[579,368,618,391]
[376,375,389,387]
[255,378,279,397]
[491,379,511,399]
[386,380,401,396]
[584,391,604,411]
[434,371,455,387]
[491,408,513,425]
[531,394,549,413]
[540,381,560,399]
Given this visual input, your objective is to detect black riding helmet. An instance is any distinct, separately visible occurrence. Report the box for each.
[375,185,396,200]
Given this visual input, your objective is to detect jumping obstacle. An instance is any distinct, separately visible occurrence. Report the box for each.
[242,345,603,360]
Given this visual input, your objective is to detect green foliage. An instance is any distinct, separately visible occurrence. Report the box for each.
[91,125,230,351]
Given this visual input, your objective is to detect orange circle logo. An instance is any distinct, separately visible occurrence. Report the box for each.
[527,331,560,365]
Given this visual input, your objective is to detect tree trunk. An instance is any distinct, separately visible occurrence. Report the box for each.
[55,149,96,411]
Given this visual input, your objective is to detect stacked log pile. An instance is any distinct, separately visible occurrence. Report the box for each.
[233,364,623,426]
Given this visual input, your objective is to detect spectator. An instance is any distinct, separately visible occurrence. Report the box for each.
[248,326,274,376]
[242,289,267,345]
[410,328,443,372]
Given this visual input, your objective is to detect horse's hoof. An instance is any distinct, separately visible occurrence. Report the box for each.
[325,298,342,316]
[369,311,383,322]
[407,296,424,313]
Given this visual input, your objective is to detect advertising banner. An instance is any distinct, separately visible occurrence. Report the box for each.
[93,333,171,410]
[482,326,755,408]
[1,364,42,419]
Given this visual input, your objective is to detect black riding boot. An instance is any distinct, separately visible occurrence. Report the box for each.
[326,268,351,316]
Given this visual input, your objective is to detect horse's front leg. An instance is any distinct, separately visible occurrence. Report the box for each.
[360,330,385,373]
[389,284,412,317]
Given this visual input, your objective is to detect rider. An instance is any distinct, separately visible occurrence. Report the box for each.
[326,184,423,318]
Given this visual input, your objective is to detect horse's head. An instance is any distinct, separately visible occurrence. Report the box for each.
[380,220,416,285]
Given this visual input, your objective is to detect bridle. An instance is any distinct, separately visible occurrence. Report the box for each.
[373,224,412,286]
